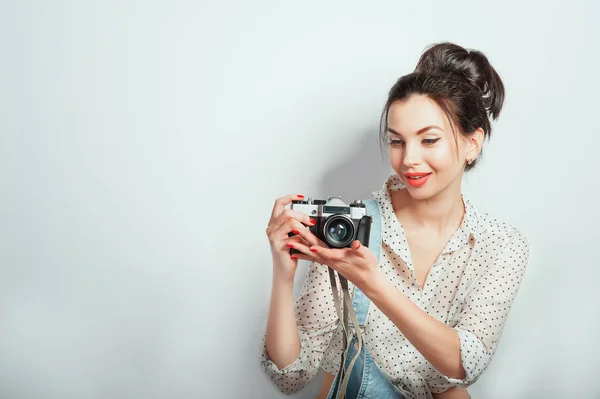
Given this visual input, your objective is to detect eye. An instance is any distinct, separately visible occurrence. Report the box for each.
[423,138,440,145]
[389,139,404,147]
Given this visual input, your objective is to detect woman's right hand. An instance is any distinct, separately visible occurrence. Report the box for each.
[265,194,317,281]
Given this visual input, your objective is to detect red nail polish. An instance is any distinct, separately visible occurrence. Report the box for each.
[286,243,294,248]
[291,255,298,260]
[310,248,318,252]
[292,229,300,235]
[297,194,304,198]
[309,218,316,225]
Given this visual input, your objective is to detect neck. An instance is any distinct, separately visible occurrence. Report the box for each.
[392,182,465,235]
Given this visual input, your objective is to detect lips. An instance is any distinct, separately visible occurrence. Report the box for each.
[404,172,432,187]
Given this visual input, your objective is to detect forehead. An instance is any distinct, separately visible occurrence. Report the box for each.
[387,94,451,135]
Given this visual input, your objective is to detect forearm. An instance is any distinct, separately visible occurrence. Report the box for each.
[365,275,466,379]
[433,386,470,399]
[264,271,301,370]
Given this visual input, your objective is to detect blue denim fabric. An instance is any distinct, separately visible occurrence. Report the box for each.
[325,199,405,399]
[325,333,406,399]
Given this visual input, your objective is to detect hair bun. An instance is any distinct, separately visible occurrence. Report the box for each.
[414,42,505,120]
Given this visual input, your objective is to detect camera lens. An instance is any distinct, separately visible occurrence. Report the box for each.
[329,223,348,241]
[323,215,355,248]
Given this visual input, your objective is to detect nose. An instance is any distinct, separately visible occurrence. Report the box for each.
[402,143,421,168]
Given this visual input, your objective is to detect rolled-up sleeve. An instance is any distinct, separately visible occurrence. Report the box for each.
[259,261,341,395]
[442,228,530,387]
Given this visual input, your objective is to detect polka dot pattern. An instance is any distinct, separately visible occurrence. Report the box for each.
[259,174,530,397]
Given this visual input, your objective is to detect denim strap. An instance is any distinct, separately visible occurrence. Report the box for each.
[328,198,382,399]
[351,199,382,327]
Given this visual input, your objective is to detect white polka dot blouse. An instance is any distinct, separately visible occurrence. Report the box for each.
[259,173,530,398]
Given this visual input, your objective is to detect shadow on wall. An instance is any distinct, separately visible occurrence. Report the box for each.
[293,126,392,297]
[292,126,392,296]
[318,127,393,204]
[286,128,394,398]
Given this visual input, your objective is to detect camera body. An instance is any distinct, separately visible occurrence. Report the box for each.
[289,196,372,254]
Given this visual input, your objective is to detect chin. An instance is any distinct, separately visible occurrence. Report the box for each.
[405,187,437,201]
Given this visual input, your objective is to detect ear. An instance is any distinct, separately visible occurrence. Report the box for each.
[466,128,484,162]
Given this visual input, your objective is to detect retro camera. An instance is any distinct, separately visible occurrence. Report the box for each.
[288,196,372,255]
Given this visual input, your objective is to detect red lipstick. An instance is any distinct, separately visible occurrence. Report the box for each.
[404,172,432,188]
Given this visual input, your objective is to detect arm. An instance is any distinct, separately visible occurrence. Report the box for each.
[264,270,301,370]
[260,261,341,395]
[364,228,530,385]
[433,386,471,399]
[366,275,467,379]
[317,372,336,399]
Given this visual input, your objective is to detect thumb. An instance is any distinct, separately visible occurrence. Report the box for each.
[352,240,364,255]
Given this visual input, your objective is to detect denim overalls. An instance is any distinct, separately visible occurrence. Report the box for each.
[325,199,407,399]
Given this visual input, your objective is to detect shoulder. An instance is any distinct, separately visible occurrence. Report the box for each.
[476,210,530,255]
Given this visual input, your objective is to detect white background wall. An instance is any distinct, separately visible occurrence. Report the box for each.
[1,1,599,398]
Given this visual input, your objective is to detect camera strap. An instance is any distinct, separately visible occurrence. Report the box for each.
[327,199,382,399]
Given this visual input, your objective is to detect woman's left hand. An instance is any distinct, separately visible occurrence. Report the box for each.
[290,228,385,295]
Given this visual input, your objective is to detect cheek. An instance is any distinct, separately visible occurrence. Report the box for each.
[388,149,404,168]
[427,145,460,171]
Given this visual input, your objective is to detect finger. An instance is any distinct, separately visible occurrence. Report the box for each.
[267,211,315,242]
[285,238,317,257]
[308,245,348,262]
[270,194,305,221]
[289,234,309,244]
[291,234,312,248]
[289,252,315,263]
[272,217,316,245]
[351,240,368,259]
[279,234,310,252]
[288,221,324,248]
[311,234,329,248]
[270,208,316,234]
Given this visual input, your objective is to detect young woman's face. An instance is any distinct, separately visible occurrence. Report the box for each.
[386,94,474,200]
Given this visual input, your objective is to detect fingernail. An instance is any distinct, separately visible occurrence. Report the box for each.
[297,194,304,198]
[310,247,318,253]
[292,229,300,235]
[291,255,298,260]
[309,218,316,225]
[286,243,294,248]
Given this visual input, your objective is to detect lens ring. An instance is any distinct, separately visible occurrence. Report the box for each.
[322,215,355,248]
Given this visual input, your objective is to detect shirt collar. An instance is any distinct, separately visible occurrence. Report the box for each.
[371,174,481,256]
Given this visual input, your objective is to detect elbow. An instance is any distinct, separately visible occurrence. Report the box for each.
[437,331,468,380]
[436,354,467,381]
[444,364,467,381]
[439,328,489,386]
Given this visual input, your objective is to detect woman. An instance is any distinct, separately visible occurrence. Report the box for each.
[259,42,530,399]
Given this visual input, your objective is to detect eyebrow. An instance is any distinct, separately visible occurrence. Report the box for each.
[387,125,443,136]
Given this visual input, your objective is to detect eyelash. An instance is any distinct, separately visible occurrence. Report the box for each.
[423,138,440,145]
[389,138,440,146]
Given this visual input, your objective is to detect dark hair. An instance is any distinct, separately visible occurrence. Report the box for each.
[379,42,505,171]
